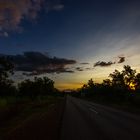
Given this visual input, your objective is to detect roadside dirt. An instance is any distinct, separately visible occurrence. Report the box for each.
[2,98,65,140]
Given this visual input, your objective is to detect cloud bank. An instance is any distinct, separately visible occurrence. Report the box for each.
[118,56,125,63]
[76,67,84,71]
[94,61,115,67]
[80,62,89,65]
[0,0,64,36]
[94,56,126,67]
[3,52,76,75]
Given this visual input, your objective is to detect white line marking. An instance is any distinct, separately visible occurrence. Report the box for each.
[89,103,96,107]
[88,104,96,108]
[89,108,98,114]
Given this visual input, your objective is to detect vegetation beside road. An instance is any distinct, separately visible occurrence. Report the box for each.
[1,56,140,139]
[72,65,140,113]
[0,56,65,140]
[0,96,64,138]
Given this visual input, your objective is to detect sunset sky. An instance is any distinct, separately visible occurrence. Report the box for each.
[0,0,140,90]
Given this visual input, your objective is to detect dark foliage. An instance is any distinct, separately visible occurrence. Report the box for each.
[0,57,61,98]
[18,77,56,99]
[0,57,140,105]
[78,65,140,105]
[0,57,16,96]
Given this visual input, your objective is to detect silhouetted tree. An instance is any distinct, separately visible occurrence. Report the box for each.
[78,65,140,104]
[134,73,140,91]
[0,57,16,96]
[122,65,136,90]
[18,76,55,99]
[102,79,112,86]
[18,79,35,98]
[109,69,125,89]
[0,57,14,81]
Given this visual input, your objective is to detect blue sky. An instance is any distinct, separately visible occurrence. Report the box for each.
[0,0,140,89]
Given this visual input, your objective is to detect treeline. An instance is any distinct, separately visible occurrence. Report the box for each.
[77,65,140,105]
[0,57,61,99]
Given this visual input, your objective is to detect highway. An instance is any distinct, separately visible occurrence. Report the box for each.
[61,96,140,140]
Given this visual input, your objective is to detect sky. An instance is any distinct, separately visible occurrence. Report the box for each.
[0,0,140,90]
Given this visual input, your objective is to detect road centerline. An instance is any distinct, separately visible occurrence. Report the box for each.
[89,108,98,114]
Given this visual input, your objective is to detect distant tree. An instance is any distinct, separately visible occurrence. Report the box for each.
[80,84,88,97]
[109,69,125,89]
[122,65,136,90]
[102,79,112,86]
[18,79,35,98]
[87,79,94,87]
[78,65,140,104]
[0,57,16,96]
[102,79,113,97]
[135,73,140,91]
[87,79,95,96]
[34,77,54,95]
[18,76,55,99]
[0,57,14,82]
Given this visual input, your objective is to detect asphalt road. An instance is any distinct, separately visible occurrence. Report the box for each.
[61,96,140,140]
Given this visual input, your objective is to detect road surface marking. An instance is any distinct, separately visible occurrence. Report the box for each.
[88,104,97,110]
[89,108,98,114]
[89,103,96,107]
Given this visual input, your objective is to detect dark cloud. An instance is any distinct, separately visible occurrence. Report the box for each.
[94,61,115,67]
[52,4,64,11]
[76,67,84,71]
[45,1,64,12]
[0,0,64,36]
[74,67,93,71]
[4,52,76,75]
[94,56,126,67]
[85,68,93,70]
[118,57,125,63]
[23,69,74,76]
[80,62,89,65]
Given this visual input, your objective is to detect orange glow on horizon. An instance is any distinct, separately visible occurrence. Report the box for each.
[129,82,136,90]
[55,82,84,90]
